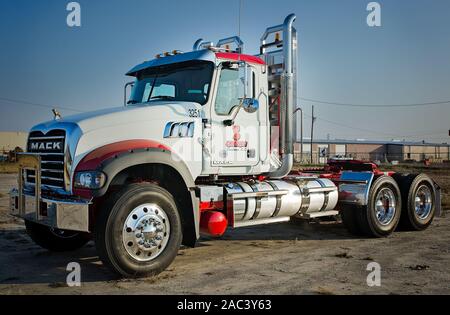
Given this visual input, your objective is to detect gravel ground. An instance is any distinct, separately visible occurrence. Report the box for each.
[0,173,449,295]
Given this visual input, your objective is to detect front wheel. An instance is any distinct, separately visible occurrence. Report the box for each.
[25,220,91,252]
[94,183,182,277]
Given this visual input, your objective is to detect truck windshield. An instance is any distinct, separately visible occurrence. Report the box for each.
[128,60,214,106]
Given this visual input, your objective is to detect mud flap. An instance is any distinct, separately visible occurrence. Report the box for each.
[435,183,442,217]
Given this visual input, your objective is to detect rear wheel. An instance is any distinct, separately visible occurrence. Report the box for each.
[25,220,90,252]
[393,173,436,231]
[94,183,182,277]
[356,176,402,237]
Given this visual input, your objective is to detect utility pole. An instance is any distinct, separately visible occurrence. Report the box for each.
[294,107,303,163]
[310,105,316,164]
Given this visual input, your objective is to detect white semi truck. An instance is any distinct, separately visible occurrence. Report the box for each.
[10,14,441,277]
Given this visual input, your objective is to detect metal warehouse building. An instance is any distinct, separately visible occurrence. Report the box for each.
[294,139,450,164]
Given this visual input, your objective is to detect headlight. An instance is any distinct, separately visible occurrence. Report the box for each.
[74,171,106,189]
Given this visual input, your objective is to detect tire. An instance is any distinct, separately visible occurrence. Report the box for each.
[356,176,402,238]
[25,220,91,252]
[94,183,182,278]
[393,173,436,231]
[340,205,364,236]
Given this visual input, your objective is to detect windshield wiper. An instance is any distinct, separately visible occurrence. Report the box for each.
[149,95,175,101]
[127,100,139,105]
[146,73,159,102]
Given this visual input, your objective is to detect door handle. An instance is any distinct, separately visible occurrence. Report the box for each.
[223,119,234,126]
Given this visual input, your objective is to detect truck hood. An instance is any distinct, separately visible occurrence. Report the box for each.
[31,102,203,134]
[29,101,205,187]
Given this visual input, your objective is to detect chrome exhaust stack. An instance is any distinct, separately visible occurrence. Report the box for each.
[262,14,297,178]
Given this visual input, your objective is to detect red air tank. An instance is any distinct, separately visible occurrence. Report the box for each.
[200,211,228,237]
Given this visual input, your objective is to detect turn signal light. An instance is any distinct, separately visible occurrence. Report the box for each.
[74,171,106,189]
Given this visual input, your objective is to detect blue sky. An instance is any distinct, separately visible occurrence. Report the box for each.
[0,0,449,143]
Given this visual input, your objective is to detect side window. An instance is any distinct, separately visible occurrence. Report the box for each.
[215,68,243,115]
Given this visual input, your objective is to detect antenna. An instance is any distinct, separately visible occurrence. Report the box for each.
[238,0,242,39]
[238,0,243,60]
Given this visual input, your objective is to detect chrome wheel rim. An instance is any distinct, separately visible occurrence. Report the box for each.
[122,204,170,262]
[414,185,433,220]
[374,188,397,226]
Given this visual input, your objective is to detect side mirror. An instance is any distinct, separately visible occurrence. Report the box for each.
[242,98,259,113]
[124,81,135,106]
[223,98,259,126]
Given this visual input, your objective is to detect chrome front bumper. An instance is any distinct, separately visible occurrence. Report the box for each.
[9,153,90,232]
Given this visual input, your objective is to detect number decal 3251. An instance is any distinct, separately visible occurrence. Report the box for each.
[188,109,201,118]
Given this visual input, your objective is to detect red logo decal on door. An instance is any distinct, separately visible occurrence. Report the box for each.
[225,125,248,148]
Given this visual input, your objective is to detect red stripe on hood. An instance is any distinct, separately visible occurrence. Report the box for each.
[75,140,170,171]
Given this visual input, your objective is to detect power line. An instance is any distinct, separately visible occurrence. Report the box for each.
[0,97,86,113]
[299,97,450,108]
[317,116,445,139]
[313,115,401,137]
[302,111,394,136]
[0,97,445,140]
[303,112,446,139]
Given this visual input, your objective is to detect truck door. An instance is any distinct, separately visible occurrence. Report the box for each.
[210,62,260,168]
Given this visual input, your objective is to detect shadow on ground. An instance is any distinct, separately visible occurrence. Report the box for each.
[0,219,356,286]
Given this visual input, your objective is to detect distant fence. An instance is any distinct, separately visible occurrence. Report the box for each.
[294,152,450,165]
[0,148,24,162]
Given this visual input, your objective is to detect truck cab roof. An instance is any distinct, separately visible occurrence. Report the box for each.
[126,49,265,77]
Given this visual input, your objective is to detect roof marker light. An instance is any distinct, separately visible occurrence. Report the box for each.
[275,32,280,42]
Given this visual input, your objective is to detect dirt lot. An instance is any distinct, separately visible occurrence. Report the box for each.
[0,165,449,295]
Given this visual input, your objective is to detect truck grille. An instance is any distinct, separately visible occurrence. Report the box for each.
[26,130,66,190]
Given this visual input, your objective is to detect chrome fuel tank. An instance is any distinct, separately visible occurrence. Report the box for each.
[225,178,338,223]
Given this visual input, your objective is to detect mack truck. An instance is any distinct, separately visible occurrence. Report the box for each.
[10,14,441,277]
